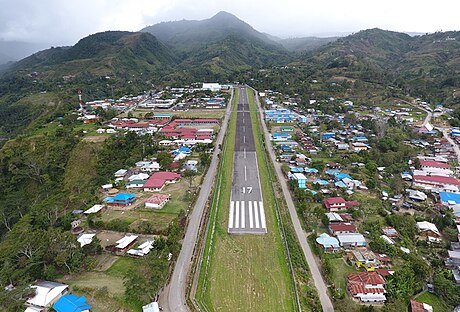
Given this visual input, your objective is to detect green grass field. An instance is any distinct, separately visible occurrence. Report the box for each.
[196,88,295,311]
[415,292,449,312]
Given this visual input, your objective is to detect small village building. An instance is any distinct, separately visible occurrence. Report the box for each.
[410,299,433,312]
[128,240,154,257]
[416,221,441,242]
[145,194,170,209]
[114,169,128,177]
[126,179,147,189]
[115,235,138,252]
[351,249,380,271]
[329,223,357,235]
[53,294,92,312]
[84,204,105,215]
[143,302,160,312]
[323,197,347,211]
[104,193,136,206]
[292,173,307,188]
[316,233,340,252]
[347,272,386,303]
[143,172,181,192]
[381,227,399,238]
[26,281,69,310]
[337,233,366,248]
[77,233,96,247]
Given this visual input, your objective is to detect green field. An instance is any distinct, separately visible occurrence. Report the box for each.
[196,89,295,311]
[415,292,449,312]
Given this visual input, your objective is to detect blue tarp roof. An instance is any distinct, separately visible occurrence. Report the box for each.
[304,168,319,173]
[335,173,352,180]
[290,166,304,173]
[353,136,368,141]
[53,294,92,312]
[314,179,329,185]
[440,192,460,204]
[335,181,347,188]
[325,169,341,176]
[104,193,136,203]
[273,133,290,137]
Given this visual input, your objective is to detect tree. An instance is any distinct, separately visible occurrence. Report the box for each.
[157,151,173,170]
[183,170,197,188]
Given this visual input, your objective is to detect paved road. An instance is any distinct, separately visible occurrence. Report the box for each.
[253,88,335,312]
[228,88,267,234]
[161,89,234,312]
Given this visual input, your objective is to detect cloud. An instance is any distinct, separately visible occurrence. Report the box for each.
[0,0,458,44]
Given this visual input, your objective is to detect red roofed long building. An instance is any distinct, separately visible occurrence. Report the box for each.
[143,172,181,192]
[413,175,459,192]
[329,223,357,235]
[420,160,451,170]
[347,272,386,303]
[323,197,360,211]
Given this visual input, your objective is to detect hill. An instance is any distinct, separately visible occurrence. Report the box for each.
[142,11,290,74]
[10,31,176,79]
[296,28,460,103]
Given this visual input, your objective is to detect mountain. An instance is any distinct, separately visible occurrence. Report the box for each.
[10,31,176,79]
[141,11,290,75]
[296,28,460,102]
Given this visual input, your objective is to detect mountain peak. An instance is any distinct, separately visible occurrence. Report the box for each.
[210,11,240,21]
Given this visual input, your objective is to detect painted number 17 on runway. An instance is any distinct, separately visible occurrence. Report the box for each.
[241,186,253,194]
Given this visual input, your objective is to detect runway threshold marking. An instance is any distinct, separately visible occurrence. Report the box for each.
[254,201,260,229]
[229,201,234,229]
[259,201,267,229]
[241,201,245,228]
[249,201,254,228]
[235,201,240,229]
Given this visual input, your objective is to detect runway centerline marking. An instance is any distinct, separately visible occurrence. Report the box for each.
[244,166,247,181]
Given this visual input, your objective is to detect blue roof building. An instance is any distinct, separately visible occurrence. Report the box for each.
[335,173,352,181]
[53,294,92,312]
[314,179,329,186]
[353,136,368,142]
[104,193,136,206]
[439,192,460,205]
[304,168,319,174]
[322,132,335,140]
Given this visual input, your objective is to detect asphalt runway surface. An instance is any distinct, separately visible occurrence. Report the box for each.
[228,87,267,234]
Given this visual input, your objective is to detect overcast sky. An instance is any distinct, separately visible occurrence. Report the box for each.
[1,0,459,45]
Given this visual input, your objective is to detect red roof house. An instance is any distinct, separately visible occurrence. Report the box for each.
[329,223,357,235]
[143,172,181,192]
[323,197,347,211]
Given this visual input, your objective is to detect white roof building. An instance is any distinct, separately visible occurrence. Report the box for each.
[77,233,96,247]
[115,235,138,250]
[142,302,160,312]
[416,221,441,237]
[26,281,68,308]
[114,169,128,177]
[84,204,105,214]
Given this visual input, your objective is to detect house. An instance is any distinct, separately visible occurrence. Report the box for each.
[145,194,170,209]
[128,240,154,257]
[143,302,160,312]
[410,299,433,312]
[292,173,307,188]
[104,193,136,206]
[77,233,96,247]
[323,197,347,211]
[407,189,427,201]
[126,179,147,189]
[114,169,128,177]
[143,172,181,192]
[439,192,460,206]
[381,227,399,238]
[184,160,198,172]
[53,294,92,312]
[351,142,371,152]
[316,233,340,252]
[416,221,441,242]
[272,133,292,141]
[128,173,149,182]
[347,272,386,303]
[84,204,105,215]
[446,250,460,267]
[336,143,350,150]
[26,281,69,310]
[337,233,366,248]
[115,235,138,252]
[325,212,344,223]
[351,249,380,271]
[329,223,357,235]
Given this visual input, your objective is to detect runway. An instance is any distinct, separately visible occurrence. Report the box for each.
[228,87,267,234]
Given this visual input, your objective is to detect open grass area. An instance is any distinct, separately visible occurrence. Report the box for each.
[328,257,358,294]
[415,292,449,312]
[62,256,143,312]
[196,88,295,311]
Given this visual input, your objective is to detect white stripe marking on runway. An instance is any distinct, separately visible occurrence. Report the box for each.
[235,201,240,229]
[243,136,246,144]
[249,201,254,228]
[241,201,245,228]
[259,201,266,229]
[244,166,247,181]
[254,201,260,228]
[229,201,234,229]
[244,148,246,158]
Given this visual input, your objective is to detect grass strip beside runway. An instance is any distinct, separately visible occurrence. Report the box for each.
[195,88,295,311]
